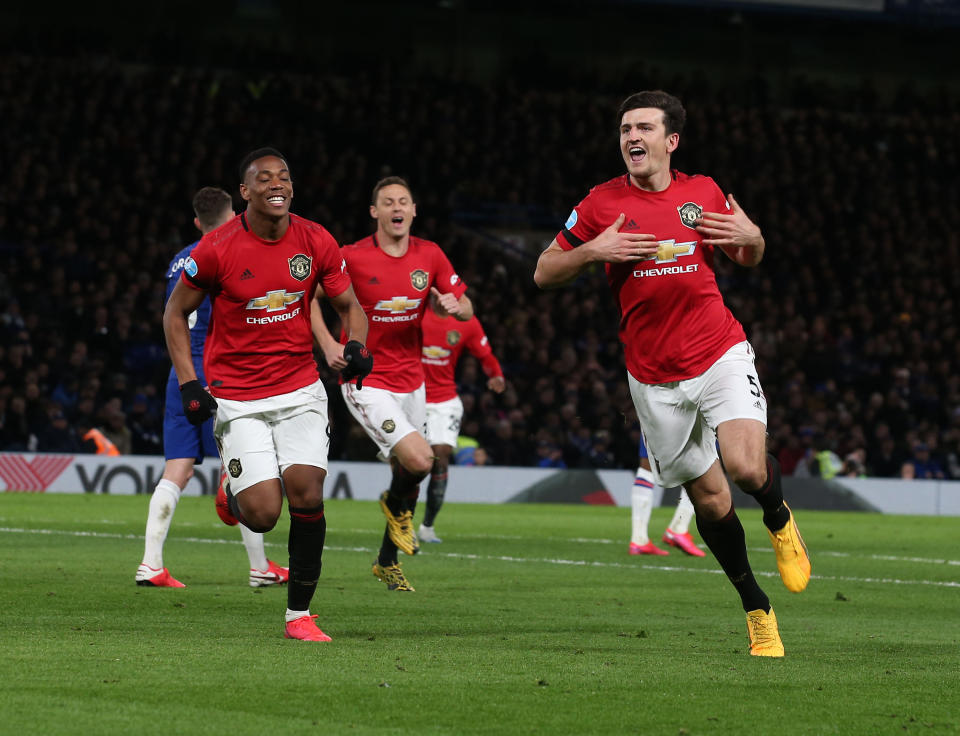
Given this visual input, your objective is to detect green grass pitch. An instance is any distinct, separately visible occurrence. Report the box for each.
[1,493,957,735]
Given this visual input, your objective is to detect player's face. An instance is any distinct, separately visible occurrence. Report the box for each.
[370,184,416,238]
[239,156,293,218]
[620,108,679,182]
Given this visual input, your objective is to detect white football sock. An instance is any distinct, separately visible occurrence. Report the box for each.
[630,467,655,545]
[668,489,696,535]
[240,524,269,572]
[285,608,310,623]
[141,479,182,569]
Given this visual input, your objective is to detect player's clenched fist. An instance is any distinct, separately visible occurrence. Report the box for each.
[179,380,217,425]
[341,340,374,389]
[591,213,659,263]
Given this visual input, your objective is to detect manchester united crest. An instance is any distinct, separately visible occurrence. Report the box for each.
[288,253,313,281]
[677,202,702,229]
[228,458,243,478]
[410,269,429,291]
[381,419,396,433]
[446,330,461,347]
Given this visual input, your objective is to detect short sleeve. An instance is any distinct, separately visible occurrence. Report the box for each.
[431,247,467,298]
[556,192,600,250]
[314,230,352,298]
[181,235,219,291]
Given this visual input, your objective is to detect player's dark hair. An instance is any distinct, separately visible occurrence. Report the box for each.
[617,91,686,136]
[371,176,414,205]
[192,187,233,229]
[238,147,287,183]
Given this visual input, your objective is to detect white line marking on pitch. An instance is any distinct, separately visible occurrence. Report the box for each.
[1,526,958,589]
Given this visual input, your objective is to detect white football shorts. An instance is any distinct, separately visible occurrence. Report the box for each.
[425,396,464,449]
[341,382,427,459]
[214,379,330,494]
[627,341,767,488]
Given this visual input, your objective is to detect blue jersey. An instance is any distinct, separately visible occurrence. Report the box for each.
[163,241,217,462]
[166,241,211,358]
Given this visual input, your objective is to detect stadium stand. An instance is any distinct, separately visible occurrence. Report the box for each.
[0,4,958,477]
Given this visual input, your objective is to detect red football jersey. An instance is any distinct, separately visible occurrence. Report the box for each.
[556,171,746,383]
[342,234,467,392]
[182,213,351,400]
[421,310,501,403]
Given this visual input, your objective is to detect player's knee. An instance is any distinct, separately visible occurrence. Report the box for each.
[727,459,766,492]
[241,508,280,533]
[407,453,434,477]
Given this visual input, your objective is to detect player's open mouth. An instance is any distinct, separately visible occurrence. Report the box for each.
[391,216,404,224]
[629,146,646,163]
[267,195,286,207]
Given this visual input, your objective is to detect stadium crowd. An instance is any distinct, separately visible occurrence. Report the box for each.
[1,50,958,479]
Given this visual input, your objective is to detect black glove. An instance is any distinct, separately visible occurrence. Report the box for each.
[180,380,217,425]
[341,340,374,390]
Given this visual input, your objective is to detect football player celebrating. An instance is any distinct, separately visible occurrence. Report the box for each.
[535,91,810,657]
[419,291,505,543]
[164,149,371,641]
[314,176,472,592]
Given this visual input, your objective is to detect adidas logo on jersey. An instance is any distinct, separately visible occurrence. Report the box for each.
[369,276,380,284]
[240,269,255,280]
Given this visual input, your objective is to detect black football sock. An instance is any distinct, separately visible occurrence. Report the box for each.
[378,529,399,568]
[696,506,770,613]
[287,503,326,612]
[742,454,790,532]
[386,462,427,513]
[423,468,448,527]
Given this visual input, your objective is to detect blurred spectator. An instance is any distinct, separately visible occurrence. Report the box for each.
[535,440,567,469]
[0,395,35,451]
[0,45,958,473]
[840,449,867,479]
[808,434,843,480]
[906,442,945,480]
[36,407,81,453]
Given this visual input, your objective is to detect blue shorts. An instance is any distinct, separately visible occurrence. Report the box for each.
[163,360,218,463]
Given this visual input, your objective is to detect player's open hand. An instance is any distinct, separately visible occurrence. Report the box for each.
[589,213,659,263]
[695,194,763,248]
[430,287,462,316]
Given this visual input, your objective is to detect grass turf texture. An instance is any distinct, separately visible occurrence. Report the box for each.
[1,493,957,735]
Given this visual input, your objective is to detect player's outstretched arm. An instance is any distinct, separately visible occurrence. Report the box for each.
[534,214,659,289]
[163,280,206,386]
[696,194,765,267]
[310,296,347,370]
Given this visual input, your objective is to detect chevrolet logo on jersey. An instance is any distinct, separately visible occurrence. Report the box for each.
[246,289,306,312]
[374,296,422,313]
[422,345,451,359]
[652,240,697,263]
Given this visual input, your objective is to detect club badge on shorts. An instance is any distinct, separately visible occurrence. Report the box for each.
[288,254,313,281]
[677,202,702,229]
[228,458,243,478]
[410,269,429,291]
[381,419,396,433]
